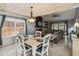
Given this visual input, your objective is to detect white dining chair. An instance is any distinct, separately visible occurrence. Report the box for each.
[35,31,42,37]
[16,32,32,56]
[36,34,51,56]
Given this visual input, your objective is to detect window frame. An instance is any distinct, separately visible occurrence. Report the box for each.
[2,16,26,37]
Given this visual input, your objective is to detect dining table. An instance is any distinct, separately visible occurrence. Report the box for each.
[24,35,43,56]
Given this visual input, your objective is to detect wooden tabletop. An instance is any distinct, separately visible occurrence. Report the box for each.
[24,36,43,47]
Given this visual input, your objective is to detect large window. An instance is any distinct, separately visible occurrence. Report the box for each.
[53,23,58,30]
[2,17,25,37]
[52,22,67,31]
[16,20,25,33]
[2,20,15,36]
[59,23,65,30]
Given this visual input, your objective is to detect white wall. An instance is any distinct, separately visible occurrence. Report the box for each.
[27,20,36,35]
[68,20,75,29]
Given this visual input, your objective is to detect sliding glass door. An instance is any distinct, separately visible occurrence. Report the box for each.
[2,18,15,37]
[15,19,26,34]
[2,16,26,46]
[2,17,26,37]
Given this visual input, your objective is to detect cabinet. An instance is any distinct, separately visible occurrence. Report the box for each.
[72,38,79,56]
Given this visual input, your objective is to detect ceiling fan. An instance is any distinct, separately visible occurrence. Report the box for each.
[52,13,59,17]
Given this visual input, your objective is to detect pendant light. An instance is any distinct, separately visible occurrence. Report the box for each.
[74,8,79,28]
[74,18,79,27]
[28,6,35,23]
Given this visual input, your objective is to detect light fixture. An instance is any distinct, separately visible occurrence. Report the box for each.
[74,8,79,28]
[28,6,35,23]
[74,18,79,28]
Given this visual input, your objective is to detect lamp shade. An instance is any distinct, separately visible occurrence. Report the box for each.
[74,22,79,28]
[28,17,35,23]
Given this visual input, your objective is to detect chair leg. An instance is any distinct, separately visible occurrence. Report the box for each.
[47,51,48,56]
[24,51,26,56]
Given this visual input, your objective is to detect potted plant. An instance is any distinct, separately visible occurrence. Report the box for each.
[77,33,79,38]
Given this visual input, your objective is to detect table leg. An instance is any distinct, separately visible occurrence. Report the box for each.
[64,36,68,46]
[32,46,36,56]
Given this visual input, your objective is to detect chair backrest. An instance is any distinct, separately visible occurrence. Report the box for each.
[35,31,42,37]
[16,32,26,56]
[42,34,51,56]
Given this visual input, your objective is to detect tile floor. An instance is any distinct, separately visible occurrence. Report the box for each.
[49,39,71,56]
[0,39,71,56]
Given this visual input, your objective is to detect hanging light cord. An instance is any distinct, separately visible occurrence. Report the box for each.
[28,6,35,23]
[30,6,33,17]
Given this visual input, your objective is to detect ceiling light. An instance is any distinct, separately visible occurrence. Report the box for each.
[74,18,79,28]
[28,6,35,23]
[74,8,79,28]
